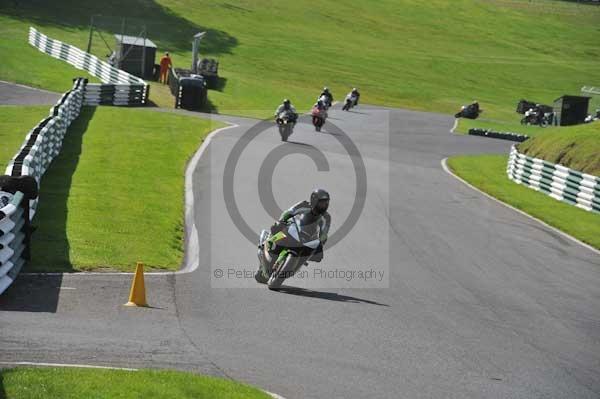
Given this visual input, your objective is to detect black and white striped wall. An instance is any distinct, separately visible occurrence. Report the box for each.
[28,27,149,106]
[0,78,86,295]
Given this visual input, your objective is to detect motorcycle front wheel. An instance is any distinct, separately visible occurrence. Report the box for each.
[267,254,298,290]
[279,124,288,141]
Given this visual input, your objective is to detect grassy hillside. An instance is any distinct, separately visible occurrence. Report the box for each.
[518,122,600,176]
[1,0,599,118]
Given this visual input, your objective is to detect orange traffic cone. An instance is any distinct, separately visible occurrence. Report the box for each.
[124,262,148,307]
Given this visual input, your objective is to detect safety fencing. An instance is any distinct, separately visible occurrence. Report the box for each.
[28,27,149,106]
[507,145,600,213]
[0,192,26,295]
[0,78,86,295]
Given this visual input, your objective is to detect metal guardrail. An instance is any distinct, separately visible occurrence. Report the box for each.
[28,27,149,106]
[0,78,86,295]
[507,145,600,213]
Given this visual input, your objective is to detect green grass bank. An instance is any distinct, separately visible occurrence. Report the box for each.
[446,154,600,250]
[0,367,270,399]
[0,105,220,272]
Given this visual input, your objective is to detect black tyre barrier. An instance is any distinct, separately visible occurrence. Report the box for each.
[468,128,529,142]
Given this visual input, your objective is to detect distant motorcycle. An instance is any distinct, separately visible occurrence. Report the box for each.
[342,94,358,111]
[255,214,323,290]
[311,106,327,132]
[276,110,296,141]
[455,104,482,119]
[520,108,549,127]
[318,94,331,109]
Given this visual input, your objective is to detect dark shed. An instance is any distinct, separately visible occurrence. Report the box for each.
[114,35,157,79]
[553,95,591,126]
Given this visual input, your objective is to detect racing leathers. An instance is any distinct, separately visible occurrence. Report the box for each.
[269,200,331,262]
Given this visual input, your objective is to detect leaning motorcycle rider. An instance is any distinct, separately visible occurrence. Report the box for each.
[349,87,361,105]
[274,99,298,123]
[319,87,334,107]
[267,189,331,265]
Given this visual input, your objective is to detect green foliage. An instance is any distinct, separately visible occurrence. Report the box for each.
[0,367,270,399]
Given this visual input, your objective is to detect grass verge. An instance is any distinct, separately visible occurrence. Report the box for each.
[446,154,600,251]
[0,105,52,172]
[456,118,600,175]
[518,122,600,176]
[2,106,223,272]
[0,367,270,399]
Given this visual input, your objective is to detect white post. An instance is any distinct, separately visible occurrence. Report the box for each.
[192,32,206,74]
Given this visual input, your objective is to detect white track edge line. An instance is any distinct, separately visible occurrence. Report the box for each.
[441,157,600,256]
[22,121,240,277]
[0,361,138,371]
[265,391,288,399]
[450,118,459,134]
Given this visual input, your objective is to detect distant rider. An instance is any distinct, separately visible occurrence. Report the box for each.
[314,99,328,115]
[274,99,298,124]
[470,100,479,113]
[267,189,331,263]
[535,104,545,124]
[319,87,334,107]
[349,88,361,105]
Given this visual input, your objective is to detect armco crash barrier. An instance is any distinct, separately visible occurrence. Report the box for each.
[28,27,149,106]
[507,145,600,213]
[0,78,86,295]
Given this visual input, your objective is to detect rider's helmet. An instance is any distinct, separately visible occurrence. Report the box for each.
[310,189,330,215]
[352,88,357,92]
[323,87,329,93]
[283,99,291,109]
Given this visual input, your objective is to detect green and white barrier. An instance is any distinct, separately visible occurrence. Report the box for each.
[0,191,27,295]
[507,145,600,213]
[28,27,149,106]
[5,78,86,218]
[1,78,86,295]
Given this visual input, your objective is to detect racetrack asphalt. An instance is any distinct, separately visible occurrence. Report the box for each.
[0,81,61,105]
[1,99,599,399]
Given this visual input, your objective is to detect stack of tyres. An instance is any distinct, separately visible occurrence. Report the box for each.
[178,77,207,110]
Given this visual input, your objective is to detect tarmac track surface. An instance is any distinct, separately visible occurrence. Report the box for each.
[0,81,60,105]
[1,102,599,399]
